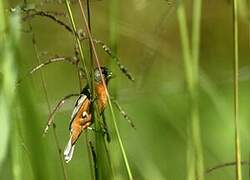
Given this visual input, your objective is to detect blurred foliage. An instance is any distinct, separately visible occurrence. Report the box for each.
[1,0,250,180]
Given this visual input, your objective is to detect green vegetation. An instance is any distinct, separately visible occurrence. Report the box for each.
[1,0,250,179]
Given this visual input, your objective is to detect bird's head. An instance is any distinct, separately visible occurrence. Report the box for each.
[94,67,113,84]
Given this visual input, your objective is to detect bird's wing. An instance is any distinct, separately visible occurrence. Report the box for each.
[69,94,87,130]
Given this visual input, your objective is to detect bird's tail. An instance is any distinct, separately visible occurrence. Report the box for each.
[64,137,75,163]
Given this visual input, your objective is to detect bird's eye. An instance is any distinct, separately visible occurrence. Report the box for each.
[82,112,88,118]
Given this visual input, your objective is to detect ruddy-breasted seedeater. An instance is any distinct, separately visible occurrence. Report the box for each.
[64,67,112,163]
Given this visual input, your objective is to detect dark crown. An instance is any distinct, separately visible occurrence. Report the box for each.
[94,67,112,83]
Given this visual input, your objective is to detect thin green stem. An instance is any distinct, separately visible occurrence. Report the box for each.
[64,0,91,85]
[0,0,6,42]
[192,0,204,180]
[84,1,96,179]
[77,1,133,179]
[84,134,95,180]
[192,0,202,74]
[248,0,250,178]
[177,3,195,180]
[30,25,69,180]
[233,0,242,179]
[64,1,95,178]
[177,2,193,92]
[22,0,69,176]
[52,125,69,180]
[177,0,204,179]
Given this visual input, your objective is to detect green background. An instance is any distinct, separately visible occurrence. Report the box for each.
[1,0,250,179]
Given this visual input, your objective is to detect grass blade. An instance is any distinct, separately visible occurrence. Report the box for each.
[191,0,204,180]
[233,0,242,179]
[177,0,204,179]
[0,0,18,172]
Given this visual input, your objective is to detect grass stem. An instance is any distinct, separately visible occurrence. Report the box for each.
[64,1,95,178]
[29,22,69,180]
[191,0,204,180]
[233,0,242,179]
[177,0,204,179]
[64,0,91,85]
[77,0,133,179]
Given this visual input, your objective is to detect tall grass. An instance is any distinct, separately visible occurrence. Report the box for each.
[177,0,204,179]
[0,0,12,171]
[233,0,242,179]
[0,0,18,176]
[3,0,250,179]
[0,3,54,180]
[29,21,69,180]
[62,0,133,179]
[76,1,133,179]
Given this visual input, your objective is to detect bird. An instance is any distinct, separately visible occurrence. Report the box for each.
[64,67,113,163]
[94,66,113,113]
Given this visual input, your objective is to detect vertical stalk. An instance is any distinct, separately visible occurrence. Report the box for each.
[0,0,5,41]
[1,1,18,178]
[233,0,242,179]
[177,3,195,180]
[77,1,133,179]
[192,0,202,74]
[177,3,193,89]
[22,0,69,177]
[85,1,97,180]
[248,0,250,178]
[32,36,69,180]
[177,0,204,179]
[11,121,22,180]
[64,1,94,179]
[192,0,204,180]
[64,0,91,85]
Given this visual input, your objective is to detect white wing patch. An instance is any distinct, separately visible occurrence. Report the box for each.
[82,111,88,119]
[70,95,87,120]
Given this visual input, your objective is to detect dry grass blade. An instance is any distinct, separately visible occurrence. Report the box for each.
[25,9,70,178]
[29,57,77,74]
[43,93,79,135]
[196,160,250,180]
[21,8,73,33]
[17,7,134,82]
[204,161,249,176]
[17,56,78,85]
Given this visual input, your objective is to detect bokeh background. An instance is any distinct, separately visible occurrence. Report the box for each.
[1,0,250,179]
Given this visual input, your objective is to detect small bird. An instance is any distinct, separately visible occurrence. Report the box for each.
[64,67,113,163]
[94,66,113,113]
